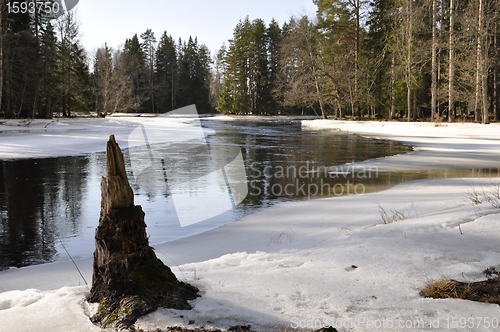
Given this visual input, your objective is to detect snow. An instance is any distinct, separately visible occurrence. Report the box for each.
[302,120,500,170]
[1,118,500,331]
[0,116,213,159]
[0,287,105,332]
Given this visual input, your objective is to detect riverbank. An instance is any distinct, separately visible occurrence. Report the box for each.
[1,119,500,331]
[0,116,211,159]
[303,119,500,171]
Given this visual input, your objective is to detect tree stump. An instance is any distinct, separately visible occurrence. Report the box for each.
[88,135,198,331]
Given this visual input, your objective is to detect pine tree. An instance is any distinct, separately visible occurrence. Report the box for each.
[155,32,177,112]
[39,22,59,118]
[177,37,211,112]
[226,17,253,114]
[210,45,226,110]
[362,0,399,118]
[315,0,367,117]
[140,29,157,113]
[267,19,282,115]
[93,44,113,116]
[218,17,283,114]
[55,11,91,116]
[122,34,147,112]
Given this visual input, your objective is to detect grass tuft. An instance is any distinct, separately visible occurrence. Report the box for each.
[377,202,418,224]
[420,279,474,299]
[467,181,500,208]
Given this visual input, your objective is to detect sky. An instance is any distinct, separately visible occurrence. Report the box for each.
[75,0,318,56]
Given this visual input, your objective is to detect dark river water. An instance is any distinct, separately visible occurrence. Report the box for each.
[0,118,452,269]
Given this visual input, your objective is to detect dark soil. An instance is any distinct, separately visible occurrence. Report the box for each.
[453,277,500,305]
[423,267,500,305]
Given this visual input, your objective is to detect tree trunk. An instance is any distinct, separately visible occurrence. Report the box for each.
[315,76,327,119]
[354,0,360,117]
[406,0,413,122]
[413,91,417,121]
[406,83,411,122]
[390,53,396,119]
[494,3,499,121]
[311,50,326,119]
[88,135,198,331]
[448,0,455,122]
[475,0,489,124]
[0,1,4,117]
[475,0,482,123]
[431,0,438,121]
[480,0,490,124]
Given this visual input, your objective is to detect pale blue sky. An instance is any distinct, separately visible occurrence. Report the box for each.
[75,0,317,55]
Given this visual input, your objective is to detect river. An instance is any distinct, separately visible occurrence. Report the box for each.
[0,117,482,270]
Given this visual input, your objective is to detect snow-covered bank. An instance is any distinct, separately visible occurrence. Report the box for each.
[144,178,500,331]
[0,117,212,159]
[302,120,500,171]
[2,177,500,331]
[302,119,500,141]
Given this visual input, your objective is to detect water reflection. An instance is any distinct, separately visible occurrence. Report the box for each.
[204,120,413,205]
[0,157,91,270]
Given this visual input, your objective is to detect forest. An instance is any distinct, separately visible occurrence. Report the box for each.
[0,0,499,122]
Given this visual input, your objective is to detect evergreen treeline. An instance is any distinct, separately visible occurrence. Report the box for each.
[1,0,498,121]
[0,2,91,118]
[0,1,212,118]
[93,33,211,115]
[217,0,500,122]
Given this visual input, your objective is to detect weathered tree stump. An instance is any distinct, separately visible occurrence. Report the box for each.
[88,135,198,331]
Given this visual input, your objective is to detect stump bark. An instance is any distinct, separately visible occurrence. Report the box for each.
[88,135,198,331]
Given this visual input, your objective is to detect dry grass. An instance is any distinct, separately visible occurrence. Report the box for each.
[421,272,500,305]
[420,279,474,299]
[267,228,296,246]
[377,202,418,224]
[467,182,500,208]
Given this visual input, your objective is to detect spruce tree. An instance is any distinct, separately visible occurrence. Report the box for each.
[55,11,91,116]
[177,37,212,112]
[38,22,59,118]
[363,0,399,118]
[155,32,177,112]
[140,29,157,113]
[122,34,147,112]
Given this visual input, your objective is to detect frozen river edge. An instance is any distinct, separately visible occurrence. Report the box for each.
[2,118,500,331]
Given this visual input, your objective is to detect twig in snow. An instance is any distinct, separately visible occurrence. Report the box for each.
[57,235,89,288]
